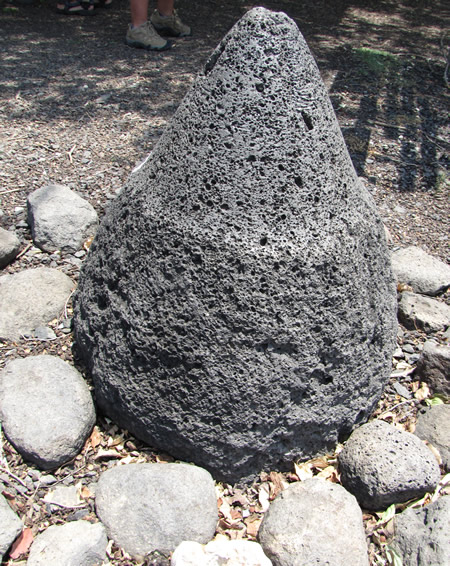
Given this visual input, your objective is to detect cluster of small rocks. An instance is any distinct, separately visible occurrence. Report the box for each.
[0,174,448,565]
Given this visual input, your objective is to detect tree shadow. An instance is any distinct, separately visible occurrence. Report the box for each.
[0,0,448,193]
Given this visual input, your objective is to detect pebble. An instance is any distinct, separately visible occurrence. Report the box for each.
[0,355,96,469]
[172,540,272,566]
[391,496,450,566]
[0,494,23,563]
[258,478,368,566]
[95,463,218,557]
[27,520,108,566]
[339,420,440,510]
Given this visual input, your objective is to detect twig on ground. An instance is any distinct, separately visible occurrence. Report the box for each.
[16,243,33,260]
[0,467,29,490]
[0,188,24,196]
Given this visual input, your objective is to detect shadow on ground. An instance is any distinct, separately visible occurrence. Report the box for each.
[0,0,448,194]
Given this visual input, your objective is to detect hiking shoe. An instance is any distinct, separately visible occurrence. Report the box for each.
[150,9,191,37]
[125,22,171,51]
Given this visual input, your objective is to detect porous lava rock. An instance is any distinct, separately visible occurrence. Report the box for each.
[73,8,397,483]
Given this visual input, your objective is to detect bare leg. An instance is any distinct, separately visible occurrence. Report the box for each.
[156,0,174,16]
[130,0,149,27]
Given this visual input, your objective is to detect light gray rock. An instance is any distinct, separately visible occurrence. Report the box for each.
[0,267,73,340]
[415,404,450,470]
[415,340,450,396]
[43,485,84,512]
[391,246,450,296]
[27,520,107,566]
[0,227,20,268]
[27,183,98,253]
[258,478,368,566]
[0,355,95,469]
[73,7,397,484]
[172,540,273,566]
[398,291,450,333]
[391,496,450,566]
[339,420,440,510]
[0,493,23,562]
[95,463,217,556]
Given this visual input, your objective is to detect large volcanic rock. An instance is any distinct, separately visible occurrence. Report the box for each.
[73,8,397,483]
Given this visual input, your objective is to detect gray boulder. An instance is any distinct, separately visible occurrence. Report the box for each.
[27,521,107,566]
[27,183,98,253]
[95,463,218,556]
[415,404,450,470]
[339,420,440,510]
[172,540,273,566]
[73,7,397,483]
[0,227,20,268]
[415,340,450,396]
[0,355,95,469]
[398,291,450,333]
[391,496,450,566]
[0,494,23,562]
[391,246,450,296]
[258,478,368,566]
[0,267,73,340]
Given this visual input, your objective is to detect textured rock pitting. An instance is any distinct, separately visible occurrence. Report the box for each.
[73,8,397,482]
[339,420,440,510]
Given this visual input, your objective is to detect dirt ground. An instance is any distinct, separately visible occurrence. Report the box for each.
[0,0,449,564]
[1,0,449,263]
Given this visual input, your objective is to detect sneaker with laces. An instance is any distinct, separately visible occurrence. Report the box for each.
[150,9,191,37]
[125,21,171,51]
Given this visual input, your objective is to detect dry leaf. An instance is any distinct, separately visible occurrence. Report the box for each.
[90,426,102,449]
[83,236,94,251]
[80,486,93,500]
[245,516,263,538]
[414,382,431,401]
[317,465,339,482]
[258,483,270,512]
[294,461,314,481]
[269,471,287,499]
[9,528,34,559]
[94,448,122,460]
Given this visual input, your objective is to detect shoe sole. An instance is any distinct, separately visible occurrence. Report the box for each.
[125,38,172,51]
[151,24,192,37]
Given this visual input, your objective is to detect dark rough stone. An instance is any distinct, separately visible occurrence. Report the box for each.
[339,420,440,510]
[415,404,450,471]
[391,496,450,566]
[73,8,397,483]
[415,340,450,396]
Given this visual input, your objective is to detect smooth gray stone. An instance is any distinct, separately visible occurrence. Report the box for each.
[391,496,450,566]
[415,340,450,396]
[0,227,20,268]
[27,521,107,566]
[415,404,450,471]
[0,494,23,562]
[258,478,368,566]
[95,463,218,557]
[0,267,73,340]
[339,420,440,510]
[172,540,273,566]
[391,246,450,296]
[0,355,95,469]
[398,291,450,333]
[27,183,98,253]
[73,7,397,483]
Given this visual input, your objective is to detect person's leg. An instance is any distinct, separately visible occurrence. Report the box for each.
[130,0,149,27]
[156,0,173,17]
